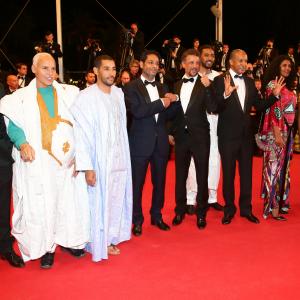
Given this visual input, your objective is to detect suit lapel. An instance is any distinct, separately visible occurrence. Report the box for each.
[156,82,165,98]
[243,77,249,113]
[230,75,244,113]
[175,81,184,115]
[136,78,151,104]
[186,76,200,113]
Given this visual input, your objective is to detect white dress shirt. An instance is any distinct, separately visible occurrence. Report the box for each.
[141,75,160,121]
[171,45,180,69]
[18,76,25,88]
[180,74,198,114]
[229,68,246,110]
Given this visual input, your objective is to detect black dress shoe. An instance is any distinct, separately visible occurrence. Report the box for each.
[196,217,207,229]
[151,219,170,231]
[0,250,25,268]
[61,246,85,257]
[40,252,55,269]
[172,214,185,226]
[222,214,234,225]
[241,213,260,224]
[209,202,224,211]
[132,224,142,236]
[186,205,196,215]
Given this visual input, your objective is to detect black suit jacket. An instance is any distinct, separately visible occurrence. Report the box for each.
[124,78,179,157]
[0,114,13,169]
[162,44,185,72]
[171,76,216,143]
[132,31,144,61]
[213,73,278,142]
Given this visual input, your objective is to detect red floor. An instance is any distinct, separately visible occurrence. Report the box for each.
[1,155,300,300]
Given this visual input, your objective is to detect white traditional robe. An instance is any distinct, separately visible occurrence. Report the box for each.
[186,70,221,205]
[0,79,90,261]
[71,84,132,262]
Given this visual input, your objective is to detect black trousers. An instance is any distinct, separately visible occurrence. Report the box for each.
[0,166,13,254]
[175,132,210,217]
[131,146,168,225]
[218,137,253,217]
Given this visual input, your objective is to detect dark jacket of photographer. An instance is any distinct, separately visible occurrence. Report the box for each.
[132,31,144,61]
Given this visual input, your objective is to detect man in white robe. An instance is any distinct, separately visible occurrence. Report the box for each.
[71,55,132,262]
[0,53,89,268]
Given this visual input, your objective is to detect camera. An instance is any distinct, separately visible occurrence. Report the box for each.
[91,40,100,50]
[212,40,223,55]
[167,39,178,51]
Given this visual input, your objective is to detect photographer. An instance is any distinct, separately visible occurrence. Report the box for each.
[84,38,102,71]
[161,35,185,82]
[215,43,229,72]
[253,59,264,79]
[162,35,185,71]
[129,22,144,61]
[35,31,63,72]
[257,38,278,70]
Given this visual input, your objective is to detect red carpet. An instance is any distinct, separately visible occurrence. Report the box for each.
[1,155,300,300]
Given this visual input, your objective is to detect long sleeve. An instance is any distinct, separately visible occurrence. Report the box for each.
[73,120,94,171]
[70,97,94,171]
[124,85,165,119]
[7,120,27,150]
[253,80,278,112]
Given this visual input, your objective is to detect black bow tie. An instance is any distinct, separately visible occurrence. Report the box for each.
[234,74,243,79]
[17,75,24,79]
[183,77,194,83]
[144,80,156,87]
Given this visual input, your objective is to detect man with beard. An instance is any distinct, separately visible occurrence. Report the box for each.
[182,45,223,214]
[124,50,179,236]
[171,49,216,229]
[71,55,132,261]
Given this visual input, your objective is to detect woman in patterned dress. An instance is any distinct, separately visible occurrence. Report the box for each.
[260,55,297,220]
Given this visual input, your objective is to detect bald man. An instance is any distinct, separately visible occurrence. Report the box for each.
[5,74,19,95]
[213,49,279,225]
[0,53,89,269]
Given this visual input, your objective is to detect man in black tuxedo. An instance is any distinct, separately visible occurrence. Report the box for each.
[162,35,185,84]
[4,74,19,95]
[213,49,281,225]
[35,31,63,72]
[171,48,216,230]
[124,50,179,236]
[0,114,25,267]
[16,63,31,88]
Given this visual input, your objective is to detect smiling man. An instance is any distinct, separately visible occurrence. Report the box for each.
[71,55,133,261]
[171,48,217,230]
[124,50,179,236]
[213,49,279,225]
[0,52,89,269]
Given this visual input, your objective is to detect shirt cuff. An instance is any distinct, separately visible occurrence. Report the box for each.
[223,92,230,99]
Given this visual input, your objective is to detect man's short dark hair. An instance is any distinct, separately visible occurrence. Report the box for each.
[181,49,200,62]
[94,55,115,68]
[16,62,27,69]
[140,50,161,63]
[45,30,53,36]
[198,44,215,55]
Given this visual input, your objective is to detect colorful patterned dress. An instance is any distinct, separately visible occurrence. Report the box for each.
[260,81,297,217]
